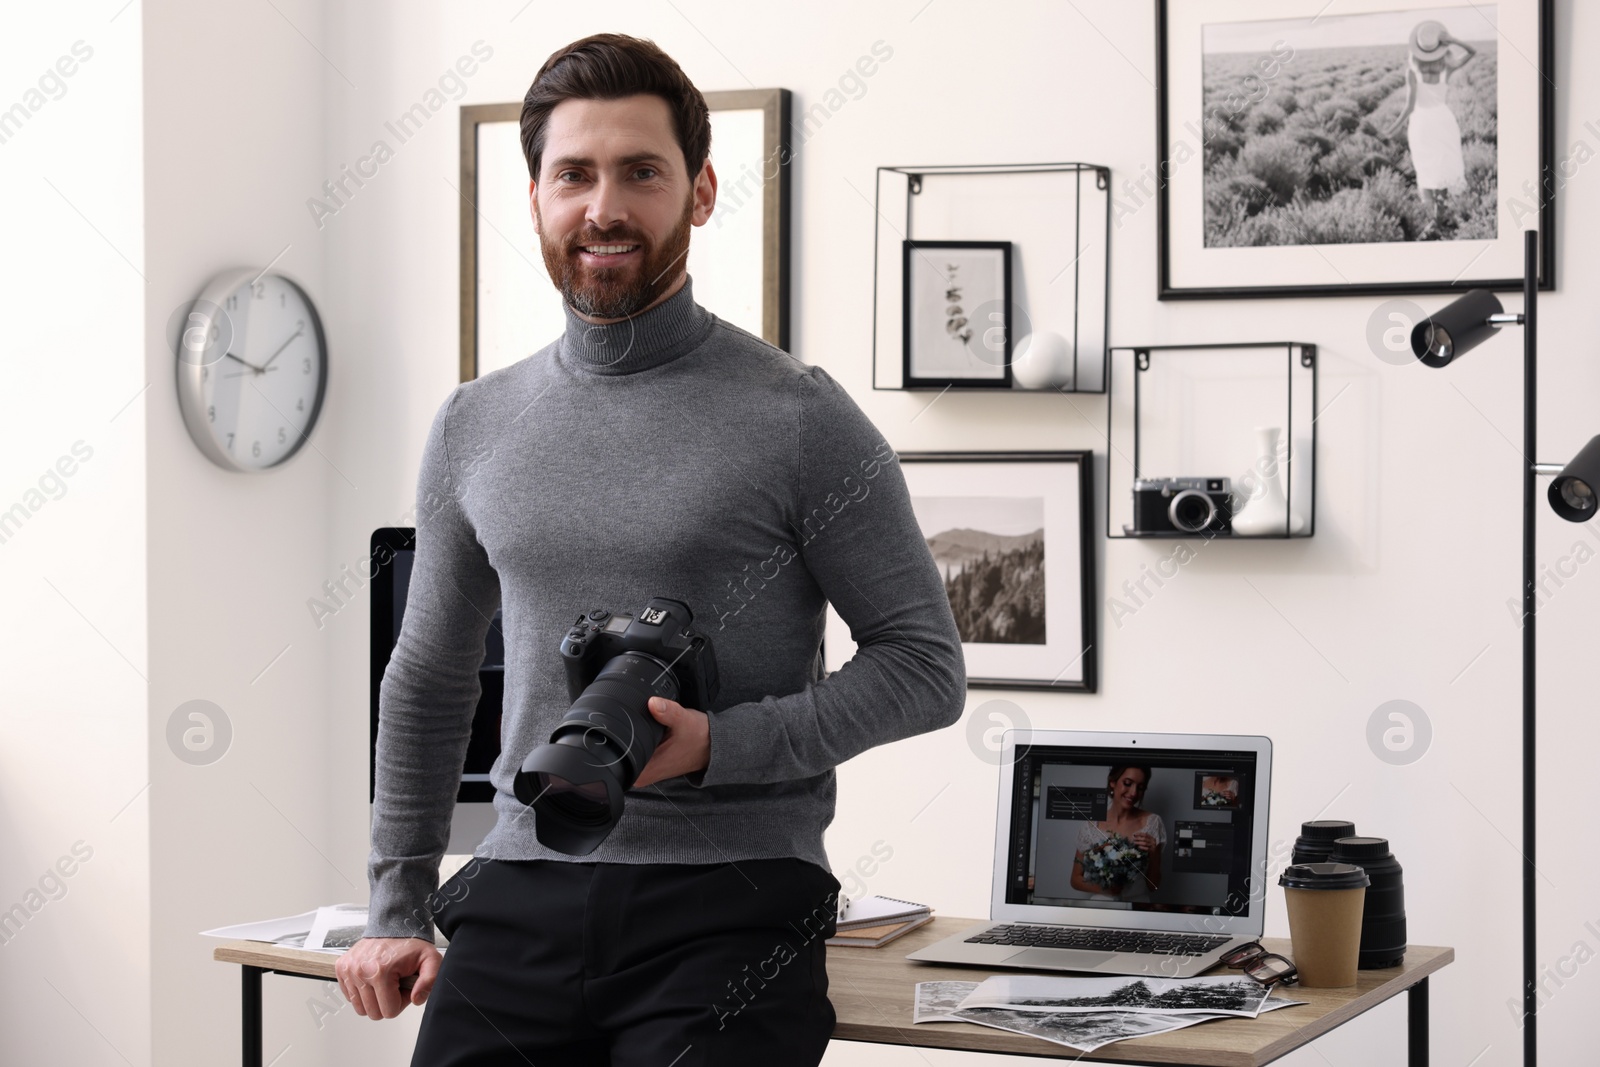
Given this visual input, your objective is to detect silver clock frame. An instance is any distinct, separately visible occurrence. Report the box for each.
[175,267,328,473]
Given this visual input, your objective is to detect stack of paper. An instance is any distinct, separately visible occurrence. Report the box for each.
[913,974,1304,1054]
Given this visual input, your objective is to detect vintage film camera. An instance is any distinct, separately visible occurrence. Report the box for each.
[1131,477,1233,535]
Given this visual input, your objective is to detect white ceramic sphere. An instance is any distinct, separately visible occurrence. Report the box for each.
[1011,330,1074,390]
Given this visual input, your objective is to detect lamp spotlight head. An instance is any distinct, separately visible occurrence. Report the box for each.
[1410,289,1505,367]
[1549,435,1600,523]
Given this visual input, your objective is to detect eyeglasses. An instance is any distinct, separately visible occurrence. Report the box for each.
[1219,942,1298,985]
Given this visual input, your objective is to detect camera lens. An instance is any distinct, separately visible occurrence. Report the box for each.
[515,650,679,855]
[536,774,612,824]
[1168,489,1217,533]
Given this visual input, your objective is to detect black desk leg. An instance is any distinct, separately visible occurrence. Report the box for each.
[1408,976,1429,1067]
[243,966,263,1067]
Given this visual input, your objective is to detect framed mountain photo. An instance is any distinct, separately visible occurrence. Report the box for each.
[900,451,1097,692]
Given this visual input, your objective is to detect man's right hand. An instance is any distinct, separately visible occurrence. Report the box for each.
[335,936,442,1020]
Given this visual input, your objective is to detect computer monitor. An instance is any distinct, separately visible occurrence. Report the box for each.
[369,527,501,852]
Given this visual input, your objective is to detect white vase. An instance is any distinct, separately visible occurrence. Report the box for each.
[1231,426,1304,536]
[1010,330,1075,390]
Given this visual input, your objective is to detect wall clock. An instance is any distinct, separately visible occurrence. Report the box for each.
[176,267,327,472]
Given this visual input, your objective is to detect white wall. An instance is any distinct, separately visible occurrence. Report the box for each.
[5,1,1598,1064]
[137,0,355,1061]
[0,5,151,1065]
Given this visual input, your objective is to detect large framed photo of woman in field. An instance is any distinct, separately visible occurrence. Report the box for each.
[1156,0,1553,299]
[899,452,1097,692]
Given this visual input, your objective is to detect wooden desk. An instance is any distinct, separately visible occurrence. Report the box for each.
[832,917,1452,1065]
[214,917,1451,1067]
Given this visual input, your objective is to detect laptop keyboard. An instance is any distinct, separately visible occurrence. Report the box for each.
[965,924,1233,956]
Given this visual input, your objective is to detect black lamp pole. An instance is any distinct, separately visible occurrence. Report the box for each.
[1410,228,1560,1063]
[1411,228,1600,1063]
[1519,227,1537,1067]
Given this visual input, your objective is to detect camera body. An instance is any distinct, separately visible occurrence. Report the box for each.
[560,600,719,711]
[516,597,720,855]
[1132,477,1233,535]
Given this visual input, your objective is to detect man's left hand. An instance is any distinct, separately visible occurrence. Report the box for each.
[632,696,710,788]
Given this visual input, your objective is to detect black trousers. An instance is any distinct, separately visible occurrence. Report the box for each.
[409,857,840,1067]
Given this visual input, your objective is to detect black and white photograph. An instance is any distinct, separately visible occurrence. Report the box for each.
[959,973,1274,1018]
[901,240,1013,388]
[948,1006,1211,1053]
[912,495,1045,645]
[1158,0,1552,297]
[1203,8,1498,248]
[912,981,980,1024]
[305,903,371,953]
[892,453,1096,691]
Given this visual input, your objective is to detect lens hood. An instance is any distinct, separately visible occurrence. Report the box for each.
[515,730,629,855]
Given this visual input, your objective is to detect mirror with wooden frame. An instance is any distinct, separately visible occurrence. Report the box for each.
[458,88,791,382]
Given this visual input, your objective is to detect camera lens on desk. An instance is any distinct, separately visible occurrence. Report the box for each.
[1330,836,1407,969]
[1293,820,1357,865]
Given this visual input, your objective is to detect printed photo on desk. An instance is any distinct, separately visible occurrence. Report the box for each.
[896,452,1095,691]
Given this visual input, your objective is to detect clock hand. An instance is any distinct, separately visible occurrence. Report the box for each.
[224,366,278,378]
[259,325,305,373]
[224,351,268,375]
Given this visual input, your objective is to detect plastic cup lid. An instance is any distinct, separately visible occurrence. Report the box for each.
[1279,861,1371,890]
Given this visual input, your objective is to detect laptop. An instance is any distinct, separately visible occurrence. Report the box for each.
[907,729,1272,978]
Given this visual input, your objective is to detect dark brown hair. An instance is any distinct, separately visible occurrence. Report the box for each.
[520,33,711,184]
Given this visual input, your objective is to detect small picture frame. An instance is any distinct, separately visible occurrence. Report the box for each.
[902,240,1013,388]
[900,451,1097,691]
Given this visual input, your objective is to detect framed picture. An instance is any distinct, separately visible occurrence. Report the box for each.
[901,240,1013,388]
[1157,0,1554,299]
[459,89,791,381]
[900,451,1097,692]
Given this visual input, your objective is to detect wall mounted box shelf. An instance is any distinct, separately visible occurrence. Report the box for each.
[872,163,1110,394]
[1106,343,1317,540]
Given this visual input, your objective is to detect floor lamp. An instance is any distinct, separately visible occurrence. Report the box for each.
[1404,229,1600,1067]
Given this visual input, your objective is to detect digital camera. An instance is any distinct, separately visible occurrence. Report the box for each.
[514,597,720,855]
[1132,477,1233,535]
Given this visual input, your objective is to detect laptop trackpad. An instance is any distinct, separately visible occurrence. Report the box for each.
[1003,948,1116,969]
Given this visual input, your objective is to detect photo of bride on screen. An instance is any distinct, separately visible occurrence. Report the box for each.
[1020,753,1252,913]
[1070,765,1165,902]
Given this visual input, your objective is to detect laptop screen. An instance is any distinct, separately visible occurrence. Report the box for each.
[1001,741,1264,919]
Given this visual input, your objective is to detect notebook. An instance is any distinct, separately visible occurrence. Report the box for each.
[837,895,929,930]
[907,729,1273,978]
[827,913,935,948]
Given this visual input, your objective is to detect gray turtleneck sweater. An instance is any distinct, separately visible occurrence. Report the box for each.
[366,276,966,939]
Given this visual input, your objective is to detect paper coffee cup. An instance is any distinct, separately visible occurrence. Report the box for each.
[1279,862,1370,987]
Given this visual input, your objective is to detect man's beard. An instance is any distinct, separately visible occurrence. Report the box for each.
[538,194,693,320]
